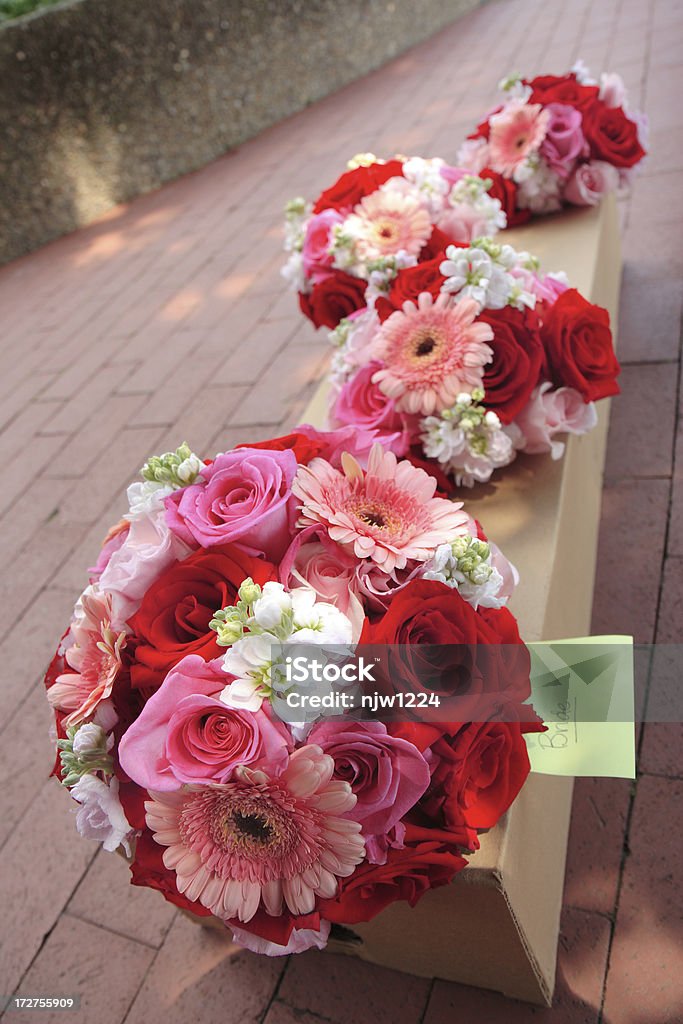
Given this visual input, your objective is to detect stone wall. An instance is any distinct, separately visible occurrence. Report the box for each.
[0,0,482,264]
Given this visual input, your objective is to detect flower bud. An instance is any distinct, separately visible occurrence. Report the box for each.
[72,723,108,757]
[238,577,262,606]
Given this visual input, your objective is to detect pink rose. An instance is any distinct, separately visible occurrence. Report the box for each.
[511,267,569,304]
[331,363,411,456]
[540,103,587,179]
[118,655,290,790]
[515,382,598,458]
[354,559,424,613]
[99,512,190,630]
[293,423,383,470]
[280,525,366,640]
[302,210,344,281]
[308,720,430,836]
[89,525,128,581]
[437,204,497,242]
[489,541,519,607]
[335,307,382,375]
[563,160,620,206]
[364,821,406,865]
[165,448,297,560]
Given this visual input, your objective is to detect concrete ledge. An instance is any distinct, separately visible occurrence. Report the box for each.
[0,0,481,265]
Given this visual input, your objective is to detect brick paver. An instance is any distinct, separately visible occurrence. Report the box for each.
[0,0,681,1020]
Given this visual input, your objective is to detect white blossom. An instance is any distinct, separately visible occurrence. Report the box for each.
[70,776,133,856]
[421,400,519,487]
[219,587,353,711]
[440,246,511,309]
[252,582,292,631]
[571,60,597,85]
[72,723,110,757]
[516,157,562,213]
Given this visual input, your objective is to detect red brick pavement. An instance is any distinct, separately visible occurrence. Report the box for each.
[0,0,681,1020]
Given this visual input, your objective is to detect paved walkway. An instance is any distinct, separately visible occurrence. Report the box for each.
[0,0,681,1021]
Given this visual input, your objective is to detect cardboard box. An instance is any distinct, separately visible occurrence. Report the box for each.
[298,195,622,1004]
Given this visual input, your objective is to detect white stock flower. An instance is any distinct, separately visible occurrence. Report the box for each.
[571,60,597,85]
[220,588,353,711]
[440,246,512,310]
[283,198,311,251]
[72,723,109,757]
[128,445,206,519]
[125,479,174,521]
[421,401,518,487]
[516,157,562,213]
[364,251,417,305]
[221,634,276,712]
[252,581,292,631]
[70,775,133,856]
[175,452,204,483]
[448,428,517,487]
[398,156,450,215]
[290,588,354,644]
[347,152,379,169]
[281,250,307,292]
[423,539,508,609]
[498,73,533,100]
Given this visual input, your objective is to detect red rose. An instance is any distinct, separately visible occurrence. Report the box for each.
[360,579,531,717]
[583,102,646,168]
[540,288,620,401]
[319,822,468,924]
[528,74,599,109]
[313,159,404,213]
[419,225,458,261]
[376,258,447,322]
[237,430,327,464]
[128,545,277,691]
[480,167,530,227]
[299,270,368,329]
[117,779,148,829]
[479,306,544,422]
[421,718,537,832]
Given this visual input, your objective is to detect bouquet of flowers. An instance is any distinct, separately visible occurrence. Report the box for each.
[45,431,541,955]
[457,62,647,220]
[282,153,510,329]
[325,237,620,486]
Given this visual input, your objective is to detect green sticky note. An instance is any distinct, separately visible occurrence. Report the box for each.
[524,636,635,779]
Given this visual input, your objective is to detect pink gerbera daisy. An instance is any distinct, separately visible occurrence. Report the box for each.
[47,587,126,728]
[370,292,494,415]
[488,100,551,176]
[345,189,432,261]
[292,443,469,572]
[145,746,365,923]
